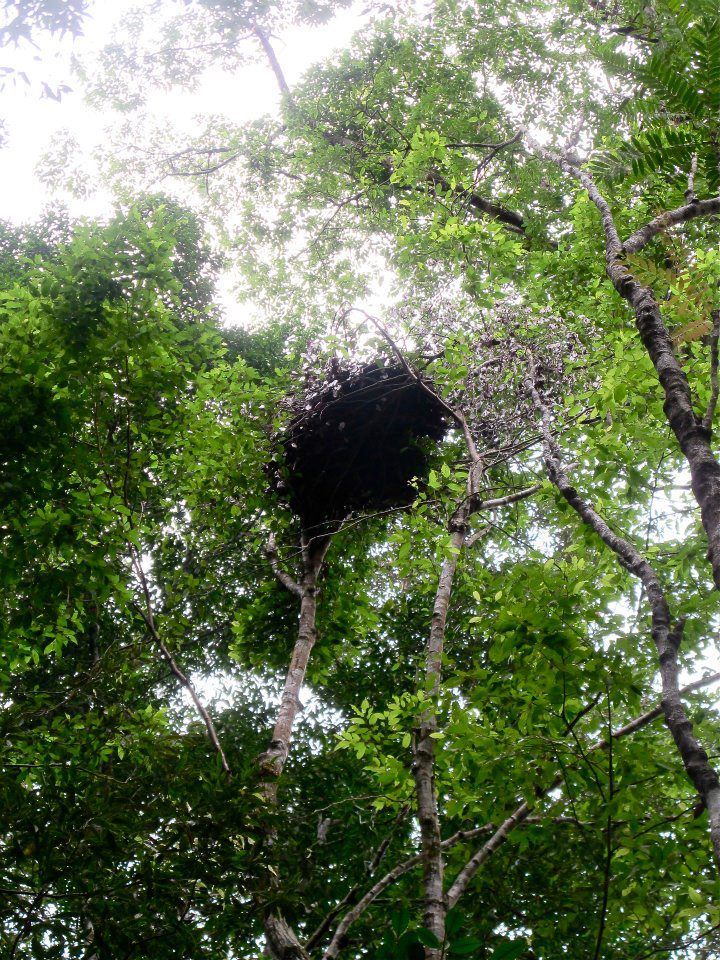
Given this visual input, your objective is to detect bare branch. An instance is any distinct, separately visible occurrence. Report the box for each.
[445,133,522,151]
[597,670,720,746]
[322,852,424,958]
[478,482,542,510]
[465,523,492,548]
[423,170,525,234]
[447,801,532,908]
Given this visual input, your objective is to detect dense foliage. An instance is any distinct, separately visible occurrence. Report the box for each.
[3,1,720,958]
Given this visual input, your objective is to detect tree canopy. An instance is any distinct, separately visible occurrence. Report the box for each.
[3,1,720,958]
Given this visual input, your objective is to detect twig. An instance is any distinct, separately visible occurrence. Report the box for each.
[445,133,522,151]
[355,308,482,469]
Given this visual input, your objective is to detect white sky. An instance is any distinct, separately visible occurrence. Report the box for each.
[0,0,366,223]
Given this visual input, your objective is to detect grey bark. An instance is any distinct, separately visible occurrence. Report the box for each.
[413,514,469,956]
[258,532,331,793]
[259,531,331,959]
[527,362,720,864]
[528,138,720,590]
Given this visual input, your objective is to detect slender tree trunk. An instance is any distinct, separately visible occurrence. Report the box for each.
[530,142,720,589]
[574,164,720,589]
[259,534,330,794]
[259,531,331,959]
[413,511,469,957]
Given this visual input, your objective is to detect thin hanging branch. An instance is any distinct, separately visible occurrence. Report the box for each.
[129,546,230,775]
[592,691,614,960]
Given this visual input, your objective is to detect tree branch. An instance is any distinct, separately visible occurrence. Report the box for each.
[321,824,494,959]
[526,357,720,863]
[477,483,543,510]
[354,308,488,952]
[130,547,230,775]
[265,533,303,597]
[258,531,331,791]
[305,805,410,951]
[446,669,720,907]
[423,171,525,234]
[251,23,291,99]
[624,197,720,255]
[703,311,720,433]
[527,136,720,591]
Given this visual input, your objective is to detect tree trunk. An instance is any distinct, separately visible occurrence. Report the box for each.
[258,532,331,958]
[414,507,471,957]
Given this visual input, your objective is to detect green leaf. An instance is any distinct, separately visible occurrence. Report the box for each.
[451,938,485,956]
[491,940,528,960]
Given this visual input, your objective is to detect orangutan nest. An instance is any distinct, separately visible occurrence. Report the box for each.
[269,359,449,530]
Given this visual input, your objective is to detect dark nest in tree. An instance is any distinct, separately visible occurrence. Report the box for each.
[269,359,449,530]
